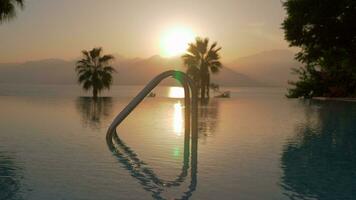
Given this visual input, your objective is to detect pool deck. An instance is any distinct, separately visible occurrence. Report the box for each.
[313,97,356,102]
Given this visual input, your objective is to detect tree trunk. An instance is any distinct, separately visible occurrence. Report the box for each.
[201,81,206,103]
[207,74,210,98]
[200,63,206,103]
[200,74,208,104]
[93,88,98,99]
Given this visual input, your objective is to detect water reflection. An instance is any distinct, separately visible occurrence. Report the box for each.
[199,99,220,138]
[0,152,23,200]
[75,97,113,130]
[281,100,356,200]
[106,124,197,199]
[173,102,184,135]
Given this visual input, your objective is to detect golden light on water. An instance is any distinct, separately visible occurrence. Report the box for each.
[160,27,195,57]
[173,102,184,136]
[168,87,185,98]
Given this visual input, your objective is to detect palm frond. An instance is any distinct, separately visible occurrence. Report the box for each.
[76,60,92,69]
[81,50,91,61]
[103,66,116,73]
[186,43,201,58]
[76,65,89,72]
[195,37,208,56]
[0,1,15,21]
[0,0,24,22]
[210,63,222,74]
[99,55,115,64]
[78,71,92,83]
[209,42,217,52]
[90,47,102,61]
[13,0,24,7]
[82,80,93,91]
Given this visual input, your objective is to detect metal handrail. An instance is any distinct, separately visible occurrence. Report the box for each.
[106,70,198,150]
[106,70,198,199]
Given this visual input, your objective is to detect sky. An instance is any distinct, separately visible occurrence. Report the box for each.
[0,0,290,63]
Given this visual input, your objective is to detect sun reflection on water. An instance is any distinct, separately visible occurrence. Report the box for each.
[173,102,184,136]
[168,87,185,98]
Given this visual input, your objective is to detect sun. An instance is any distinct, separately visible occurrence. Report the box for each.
[160,27,195,57]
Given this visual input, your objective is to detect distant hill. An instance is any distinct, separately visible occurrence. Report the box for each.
[0,49,299,86]
[0,55,258,86]
[113,55,183,85]
[229,49,301,86]
[0,59,76,84]
[113,55,258,86]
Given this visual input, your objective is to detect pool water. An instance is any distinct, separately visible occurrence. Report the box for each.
[0,86,355,200]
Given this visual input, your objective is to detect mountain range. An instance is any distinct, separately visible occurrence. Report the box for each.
[0,49,300,86]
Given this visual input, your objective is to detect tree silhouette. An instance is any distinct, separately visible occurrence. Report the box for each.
[182,37,222,102]
[75,47,116,98]
[0,0,24,23]
[283,0,356,98]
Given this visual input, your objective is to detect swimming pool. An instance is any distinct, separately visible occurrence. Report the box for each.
[0,86,355,200]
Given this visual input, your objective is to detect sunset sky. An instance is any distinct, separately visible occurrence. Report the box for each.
[0,0,289,63]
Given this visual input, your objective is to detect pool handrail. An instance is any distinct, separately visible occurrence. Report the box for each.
[106,70,198,150]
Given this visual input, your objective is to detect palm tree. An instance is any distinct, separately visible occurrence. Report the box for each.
[182,37,222,102]
[0,0,24,23]
[75,48,116,99]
